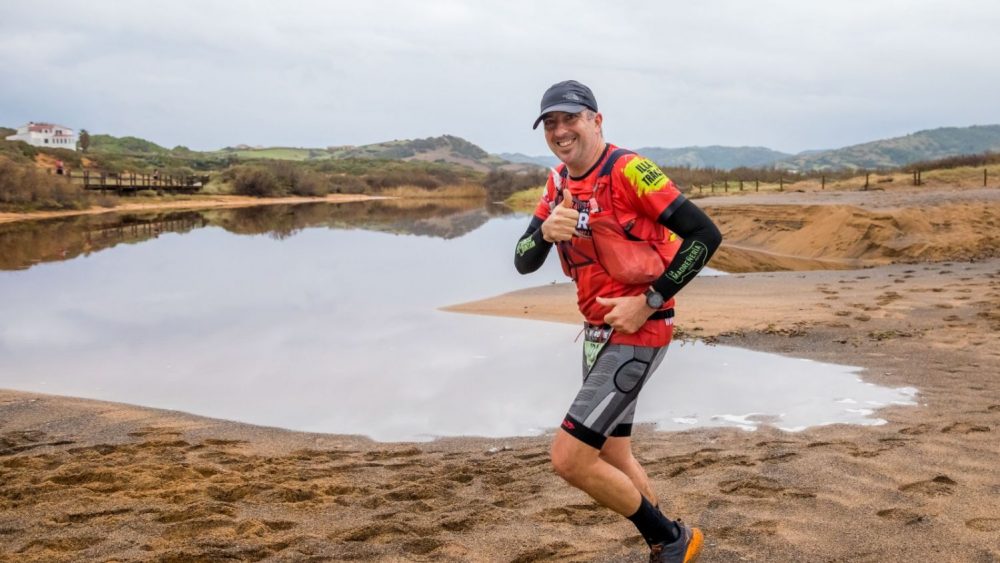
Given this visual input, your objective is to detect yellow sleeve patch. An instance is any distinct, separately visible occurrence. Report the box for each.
[623,157,669,197]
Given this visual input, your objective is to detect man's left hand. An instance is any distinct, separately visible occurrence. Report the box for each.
[595,295,654,334]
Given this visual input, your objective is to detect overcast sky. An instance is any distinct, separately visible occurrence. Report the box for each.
[2,1,998,156]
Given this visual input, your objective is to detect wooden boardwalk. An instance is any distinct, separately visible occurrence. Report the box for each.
[59,170,209,194]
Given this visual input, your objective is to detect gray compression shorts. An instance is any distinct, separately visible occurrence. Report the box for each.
[559,325,668,449]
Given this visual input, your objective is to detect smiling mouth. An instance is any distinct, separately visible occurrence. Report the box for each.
[556,138,575,148]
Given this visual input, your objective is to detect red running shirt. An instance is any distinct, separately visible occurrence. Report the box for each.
[532,144,685,347]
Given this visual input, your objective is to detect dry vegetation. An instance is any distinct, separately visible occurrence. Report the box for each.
[378,184,486,199]
[0,155,90,211]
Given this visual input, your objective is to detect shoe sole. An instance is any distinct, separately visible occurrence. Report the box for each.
[684,528,704,562]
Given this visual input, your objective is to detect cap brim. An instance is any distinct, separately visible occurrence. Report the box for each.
[531,103,589,129]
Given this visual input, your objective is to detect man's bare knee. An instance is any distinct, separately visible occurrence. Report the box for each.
[551,432,599,485]
[551,451,578,482]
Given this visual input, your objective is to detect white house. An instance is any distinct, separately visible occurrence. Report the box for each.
[5,122,79,150]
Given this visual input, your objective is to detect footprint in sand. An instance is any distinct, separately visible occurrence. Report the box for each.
[16,536,104,555]
[54,507,132,524]
[718,476,814,499]
[941,422,991,434]
[440,515,476,532]
[363,446,423,461]
[876,508,926,525]
[714,520,780,539]
[899,424,932,435]
[899,475,957,497]
[402,537,446,556]
[0,430,75,455]
[338,521,424,543]
[510,541,577,563]
[534,503,618,526]
[383,481,448,502]
[965,518,1000,532]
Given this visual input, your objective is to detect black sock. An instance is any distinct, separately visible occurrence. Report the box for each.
[627,496,680,546]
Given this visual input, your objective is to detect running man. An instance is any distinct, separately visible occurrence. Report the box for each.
[514,80,722,562]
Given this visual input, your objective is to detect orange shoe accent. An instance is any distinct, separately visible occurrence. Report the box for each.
[684,528,704,562]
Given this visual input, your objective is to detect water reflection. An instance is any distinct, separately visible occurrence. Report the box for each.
[0,198,506,271]
[0,201,916,441]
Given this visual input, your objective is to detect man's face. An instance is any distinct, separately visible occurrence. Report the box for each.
[542,111,603,172]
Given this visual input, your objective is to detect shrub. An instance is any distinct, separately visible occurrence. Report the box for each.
[290,171,329,196]
[329,174,368,194]
[0,155,88,210]
[232,166,283,197]
[483,168,548,201]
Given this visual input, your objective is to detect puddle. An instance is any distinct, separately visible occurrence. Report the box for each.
[0,203,916,441]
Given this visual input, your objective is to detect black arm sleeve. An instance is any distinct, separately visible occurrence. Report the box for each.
[650,199,723,300]
[514,216,553,274]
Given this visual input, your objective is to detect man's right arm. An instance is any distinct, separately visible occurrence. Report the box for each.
[514,216,553,274]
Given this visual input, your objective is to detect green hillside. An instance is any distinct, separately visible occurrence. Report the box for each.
[777,125,1000,171]
[636,145,792,170]
[222,147,331,161]
[90,134,171,154]
[327,135,511,171]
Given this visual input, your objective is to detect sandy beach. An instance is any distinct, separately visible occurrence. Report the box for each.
[2,183,999,562]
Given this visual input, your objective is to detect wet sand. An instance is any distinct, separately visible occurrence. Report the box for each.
[2,185,1000,561]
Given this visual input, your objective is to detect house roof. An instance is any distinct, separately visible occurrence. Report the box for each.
[25,122,74,133]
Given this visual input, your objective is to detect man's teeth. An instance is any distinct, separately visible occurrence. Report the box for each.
[557,139,574,147]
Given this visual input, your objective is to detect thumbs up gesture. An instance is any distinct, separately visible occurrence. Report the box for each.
[541,189,579,243]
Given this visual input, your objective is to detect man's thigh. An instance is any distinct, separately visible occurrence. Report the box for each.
[561,344,666,449]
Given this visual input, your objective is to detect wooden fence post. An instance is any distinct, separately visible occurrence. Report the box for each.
[779,177,783,191]
[724,180,728,193]
[739,179,744,191]
[984,168,988,187]
[755,179,759,192]
[864,172,869,190]
[821,175,825,190]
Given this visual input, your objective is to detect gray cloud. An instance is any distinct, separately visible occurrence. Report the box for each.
[1,0,998,155]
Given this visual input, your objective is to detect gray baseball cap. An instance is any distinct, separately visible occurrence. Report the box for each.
[532,80,598,129]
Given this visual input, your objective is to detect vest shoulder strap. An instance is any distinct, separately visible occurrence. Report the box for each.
[552,148,637,206]
[598,148,635,179]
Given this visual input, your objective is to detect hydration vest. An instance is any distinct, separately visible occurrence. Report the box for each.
[553,148,681,286]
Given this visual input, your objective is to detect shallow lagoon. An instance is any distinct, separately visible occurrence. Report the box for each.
[0,201,917,441]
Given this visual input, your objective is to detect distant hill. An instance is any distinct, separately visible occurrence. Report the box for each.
[635,146,792,170]
[496,152,558,169]
[224,135,535,173]
[497,146,791,171]
[90,134,171,154]
[508,125,1000,172]
[326,135,514,172]
[775,125,1000,171]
